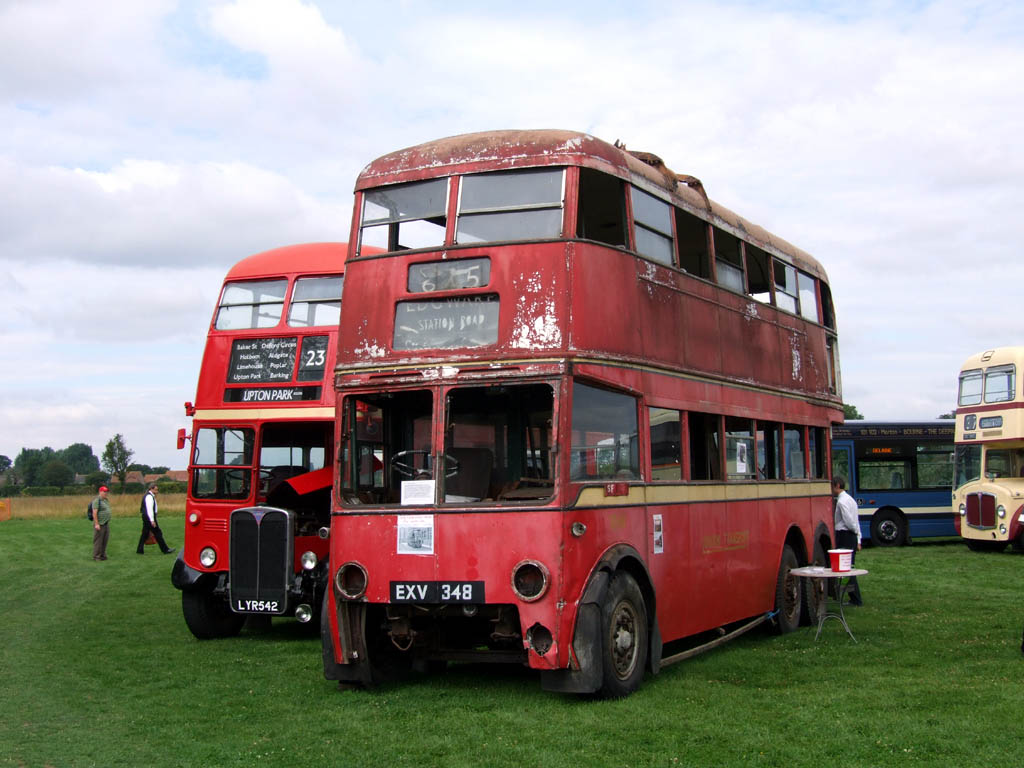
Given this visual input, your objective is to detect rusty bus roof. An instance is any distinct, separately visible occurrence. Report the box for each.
[355,129,827,281]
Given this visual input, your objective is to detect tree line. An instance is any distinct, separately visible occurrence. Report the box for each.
[1,434,173,492]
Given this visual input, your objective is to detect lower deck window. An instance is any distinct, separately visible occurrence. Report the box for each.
[688,411,721,481]
[570,382,639,481]
[649,407,682,480]
[191,427,254,500]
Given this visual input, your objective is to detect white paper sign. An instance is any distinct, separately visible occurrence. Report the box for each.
[401,479,435,506]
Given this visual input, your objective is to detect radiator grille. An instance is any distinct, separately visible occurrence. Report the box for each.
[965,492,996,529]
[228,507,292,613]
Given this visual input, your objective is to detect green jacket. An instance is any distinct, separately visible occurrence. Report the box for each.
[92,496,112,525]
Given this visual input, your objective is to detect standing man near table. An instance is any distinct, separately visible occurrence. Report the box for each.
[832,476,863,606]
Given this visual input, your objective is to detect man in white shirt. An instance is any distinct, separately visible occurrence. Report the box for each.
[137,483,176,555]
[832,476,863,606]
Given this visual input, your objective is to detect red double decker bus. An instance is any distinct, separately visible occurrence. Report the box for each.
[173,243,346,638]
[323,131,843,696]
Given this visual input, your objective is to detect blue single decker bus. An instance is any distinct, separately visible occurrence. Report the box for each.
[831,420,955,546]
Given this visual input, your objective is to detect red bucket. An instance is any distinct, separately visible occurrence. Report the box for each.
[828,548,853,572]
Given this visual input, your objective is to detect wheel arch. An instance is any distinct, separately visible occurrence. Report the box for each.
[540,543,661,694]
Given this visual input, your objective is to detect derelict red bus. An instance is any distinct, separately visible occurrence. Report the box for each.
[172,242,346,638]
[323,131,843,696]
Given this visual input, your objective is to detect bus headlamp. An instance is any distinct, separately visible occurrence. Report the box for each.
[959,504,966,516]
[996,505,1006,519]
[301,551,318,571]
[199,547,217,568]
[999,524,1007,535]
[188,511,201,526]
[511,560,550,602]
[336,562,368,600]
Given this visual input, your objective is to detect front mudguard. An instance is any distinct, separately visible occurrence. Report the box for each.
[170,551,219,593]
[541,551,663,694]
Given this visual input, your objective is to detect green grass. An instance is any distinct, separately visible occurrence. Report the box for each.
[1,520,1021,767]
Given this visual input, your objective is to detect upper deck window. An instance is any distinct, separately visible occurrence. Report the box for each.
[577,168,627,247]
[984,364,1015,403]
[798,272,819,322]
[958,369,982,406]
[360,178,448,254]
[630,187,674,265]
[713,228,744,293]
[455,168,563,244]
[676,209,711,279]
[287,275,343,327]
[215,279,288,330]
[746,245,771,303]
[774,261,798,314]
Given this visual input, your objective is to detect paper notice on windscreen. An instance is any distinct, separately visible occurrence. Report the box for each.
[397,514,434,555]
[401,479,435,506]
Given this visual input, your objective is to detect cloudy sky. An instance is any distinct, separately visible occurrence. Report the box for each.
[2,0,1022,471]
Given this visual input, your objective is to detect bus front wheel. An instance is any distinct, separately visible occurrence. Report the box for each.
[182,589,245,639]
[597,571,648,698]
[870,509,905,547]
[774,545,802,634]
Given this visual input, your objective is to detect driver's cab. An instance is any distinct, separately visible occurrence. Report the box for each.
[339,382,555,506]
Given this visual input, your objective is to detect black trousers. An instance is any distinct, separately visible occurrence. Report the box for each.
[137,515,172,554]
[835,529,863,604]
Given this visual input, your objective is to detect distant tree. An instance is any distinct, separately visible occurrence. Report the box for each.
[101,434,134,489]
[85,470,110,489]
[842,404,864,420]
[39,459,74,489]
[937,412,955,419]
[0,455,11,474]
[14,447,56,486]
[152,466,170,475]
[58,443,100,475]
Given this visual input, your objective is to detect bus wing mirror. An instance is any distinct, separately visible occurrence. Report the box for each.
[177,428,187,451]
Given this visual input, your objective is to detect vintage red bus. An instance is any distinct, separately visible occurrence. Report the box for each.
[172,242,347,638]
[322,130,843,696]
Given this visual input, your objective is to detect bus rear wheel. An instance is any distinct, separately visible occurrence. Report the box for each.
[182,589,245,639]
[871,509,905,547]
[597,571,648,698]
[774,545,802,634]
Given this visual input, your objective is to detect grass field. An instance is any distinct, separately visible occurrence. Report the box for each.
[1,517,1021,768]
[4,493,187,520]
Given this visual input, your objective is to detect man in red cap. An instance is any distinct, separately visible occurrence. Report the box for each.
[91,485,112,561]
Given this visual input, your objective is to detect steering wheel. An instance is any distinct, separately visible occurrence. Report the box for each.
[391,450,431,478]
[390,450,462,478]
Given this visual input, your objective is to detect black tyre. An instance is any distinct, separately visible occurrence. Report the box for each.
[773,544,802,634]
[182,589,245,639]
[870,509,905,547]
[597,571,648,698]
[801,538,827,626]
